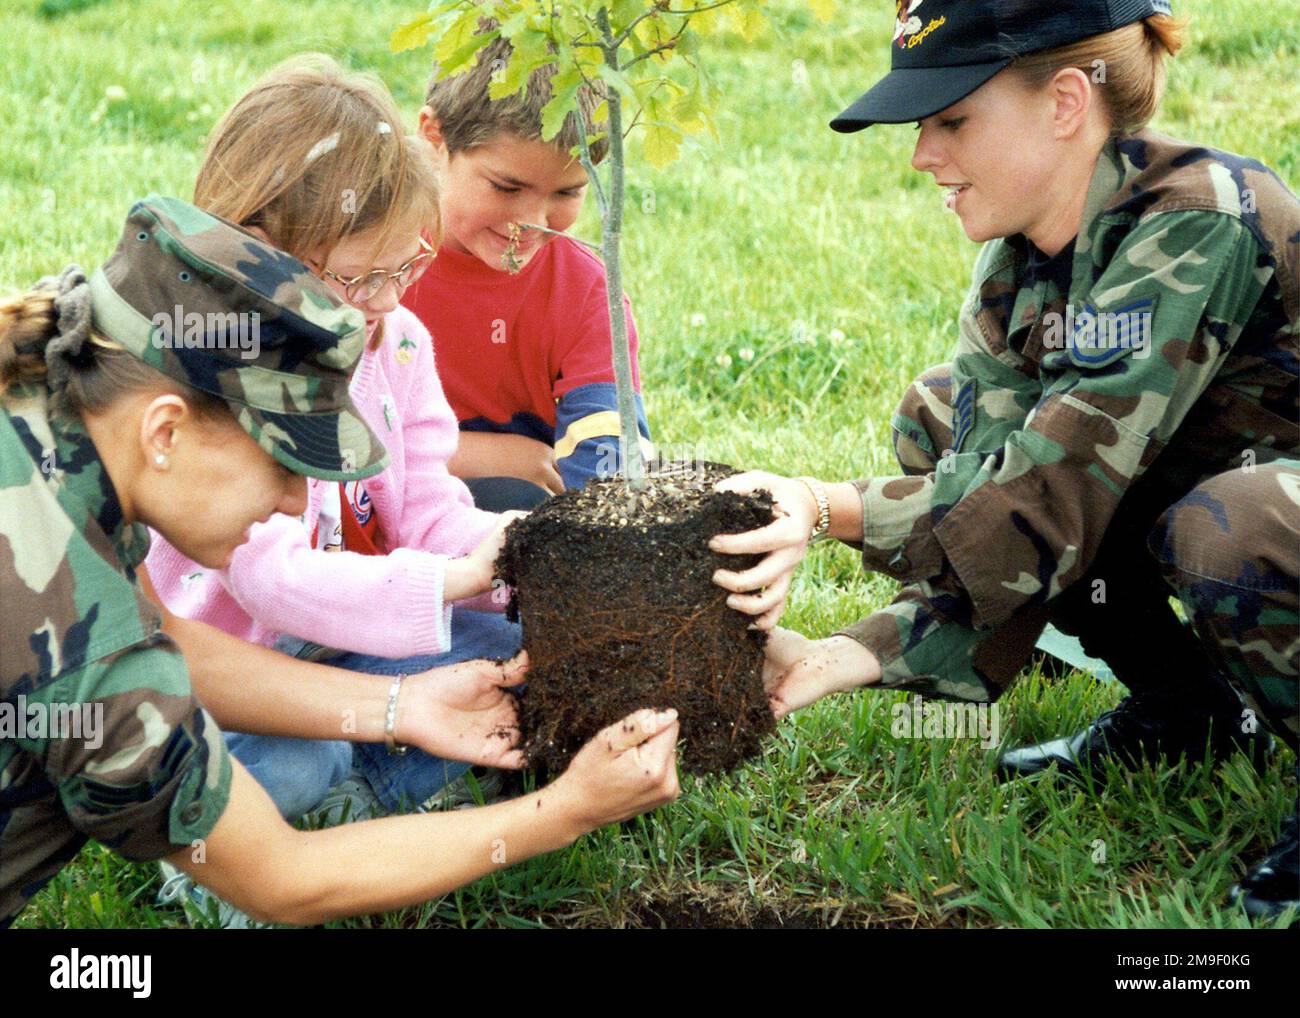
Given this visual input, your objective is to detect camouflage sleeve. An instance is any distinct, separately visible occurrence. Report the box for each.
[848,241,1042,586]
[38,640,231,861]
[842,211,1269,692]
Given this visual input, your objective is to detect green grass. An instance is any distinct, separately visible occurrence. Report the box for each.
[4,0,1297,929]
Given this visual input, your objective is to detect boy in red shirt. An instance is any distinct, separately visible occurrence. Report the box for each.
[404,36,651,495]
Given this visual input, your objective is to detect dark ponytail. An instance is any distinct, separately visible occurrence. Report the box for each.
[0,289,59,397]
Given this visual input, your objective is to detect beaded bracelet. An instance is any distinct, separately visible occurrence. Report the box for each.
[385,673,409,756]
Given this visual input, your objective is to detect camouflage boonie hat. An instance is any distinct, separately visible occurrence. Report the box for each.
[87,195,388,481]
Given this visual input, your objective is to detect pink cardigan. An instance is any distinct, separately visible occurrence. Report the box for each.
[145,305,501,657]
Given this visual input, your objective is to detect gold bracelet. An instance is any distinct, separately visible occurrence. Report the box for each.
[796,477,831,542]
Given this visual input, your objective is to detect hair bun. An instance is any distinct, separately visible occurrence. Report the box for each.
[36,263,93,392]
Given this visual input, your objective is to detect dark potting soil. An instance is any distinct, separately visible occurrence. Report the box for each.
[495,462,777,775]
[627,894,821,929]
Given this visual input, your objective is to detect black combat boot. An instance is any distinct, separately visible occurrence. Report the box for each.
[997,591,1272,782]
[1230,811,1299,923]
[996,683,1273,781]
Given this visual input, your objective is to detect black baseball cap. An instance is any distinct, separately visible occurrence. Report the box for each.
[831,0,1174,132]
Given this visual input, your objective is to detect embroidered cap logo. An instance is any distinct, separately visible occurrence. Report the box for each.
[894,0,946,49]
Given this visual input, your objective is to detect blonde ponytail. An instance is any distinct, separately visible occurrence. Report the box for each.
[1011,13,1190,135]
[1143,13,1187,58]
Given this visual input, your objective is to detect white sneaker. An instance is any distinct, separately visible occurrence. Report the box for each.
[311,772,384,826]
[155,861,265,929]
[418,767,505,812]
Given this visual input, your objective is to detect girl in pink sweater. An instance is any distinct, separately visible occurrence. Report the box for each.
[146,299,509,658]
[145,57,544,822]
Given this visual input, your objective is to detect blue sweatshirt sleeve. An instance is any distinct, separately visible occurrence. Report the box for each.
[553,382,652,489]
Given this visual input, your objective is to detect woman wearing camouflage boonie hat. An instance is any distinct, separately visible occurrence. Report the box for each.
[145,56,534,840]
[711,1,1298,920]
[0,195,681,927]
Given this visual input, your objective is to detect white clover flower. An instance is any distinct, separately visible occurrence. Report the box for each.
[829,328,846,344]
[738,347,754,362]
[691,313,707,328]
[715,352,733,368]
[104,85,127,102]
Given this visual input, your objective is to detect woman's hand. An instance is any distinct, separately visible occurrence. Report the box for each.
[399,652,529,768]
[761,628,881,720]
[553,708,681,827]
[708,471,820,630]
[186,704,681,926]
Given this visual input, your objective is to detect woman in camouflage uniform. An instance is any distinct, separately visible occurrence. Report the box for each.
[0,196,680,927]
[713,1,1298,919]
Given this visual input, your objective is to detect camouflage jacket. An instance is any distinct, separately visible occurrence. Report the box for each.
[841,128,1300,700]
[0,384,230,927]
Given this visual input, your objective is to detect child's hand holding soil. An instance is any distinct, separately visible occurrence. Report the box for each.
[446,510,531,601]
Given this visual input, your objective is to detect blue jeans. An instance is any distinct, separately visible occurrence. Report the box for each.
[226,609,522,817]
[224,731,352,820]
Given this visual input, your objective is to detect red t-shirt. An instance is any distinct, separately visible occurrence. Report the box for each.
[311,482,383,556]
[340,481,382,555]
[402,235,647,488]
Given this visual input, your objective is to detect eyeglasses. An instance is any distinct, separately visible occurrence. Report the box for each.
[318,234,436,303]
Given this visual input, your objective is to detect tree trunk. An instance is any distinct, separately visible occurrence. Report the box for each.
[600,21,646,492]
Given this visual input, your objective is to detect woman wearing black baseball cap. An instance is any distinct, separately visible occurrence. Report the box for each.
[713,1,1299,921]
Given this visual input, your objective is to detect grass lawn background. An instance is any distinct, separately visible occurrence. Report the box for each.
[2,0,1296,927]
